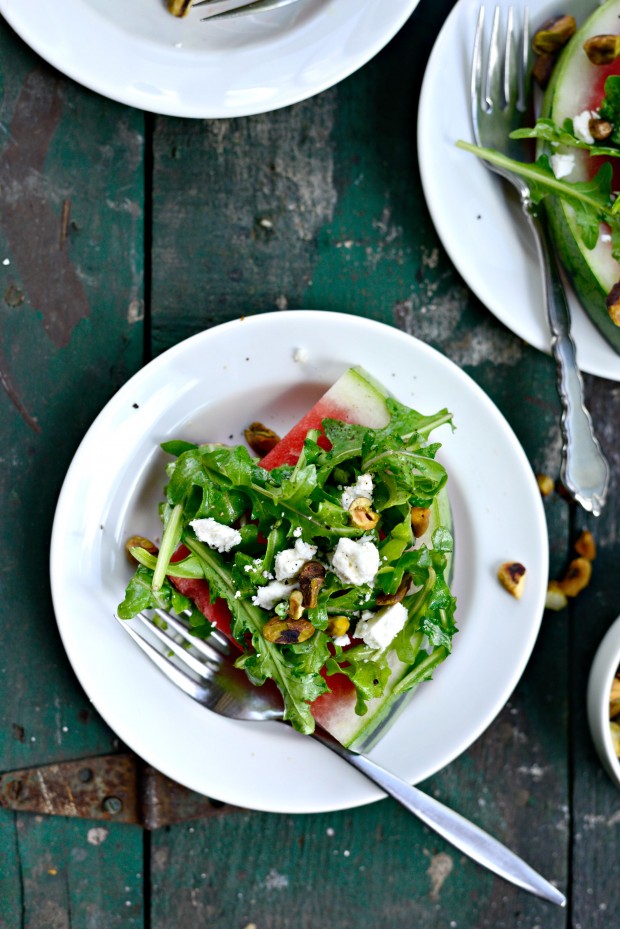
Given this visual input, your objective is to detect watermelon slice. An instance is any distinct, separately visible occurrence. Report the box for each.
[171,365,453,750]
[541,0,620,353]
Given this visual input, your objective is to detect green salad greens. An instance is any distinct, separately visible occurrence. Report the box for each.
[457,75,620,260]
[118,396,457,737]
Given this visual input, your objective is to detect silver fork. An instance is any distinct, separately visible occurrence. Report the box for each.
[471,6,609,516]
[192,0,303,21]
[116,608,566,906]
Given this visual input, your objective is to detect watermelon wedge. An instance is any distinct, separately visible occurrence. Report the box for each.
[122,366,455,748]
[164,366,454,750]
[541,0,620,353]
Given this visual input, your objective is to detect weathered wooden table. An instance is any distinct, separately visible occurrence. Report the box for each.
[1,1,619,926]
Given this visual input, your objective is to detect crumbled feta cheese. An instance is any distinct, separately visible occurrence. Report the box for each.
[274,538,317,581]
[293,526,303,537]
[190,518,241,552]
[550,153,575,180]
[331,537,380,586]
[333,634,351,648]
[293,347,309,364]
[252,580,296,611]
[354,602,408,649]
[341,473,374,510]
[573,109,597,144]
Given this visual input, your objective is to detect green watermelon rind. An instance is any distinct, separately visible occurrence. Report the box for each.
[336,489,454,753]
[540,0,620,354]
[262,365,456,750]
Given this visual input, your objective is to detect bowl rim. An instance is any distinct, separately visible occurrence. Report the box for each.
[587,613,620,788]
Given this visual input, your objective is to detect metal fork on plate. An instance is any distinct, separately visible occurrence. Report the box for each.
[192,0,303,20]
[471,6,609,516]
[116,607,566,906]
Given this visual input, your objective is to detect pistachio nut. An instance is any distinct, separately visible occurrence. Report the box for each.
[244,421,281,457]
[583,34,620,65]
[298,561,326,608]
[326,615,350,638]
[288,590,305,621]
[411,506,431,538]
[262,617,315,645]
[376,576,411,606]
[606,282,620,326]
[557,557,592,597]
[532,15,576,54]
[125,535,158,563]
[348,497,379,530]
[497,561,527,599]
[574,529,596,561]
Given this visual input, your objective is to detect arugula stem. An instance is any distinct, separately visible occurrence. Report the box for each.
[456,140,611,214]
[152,502,184,591]
[394,646,448,696]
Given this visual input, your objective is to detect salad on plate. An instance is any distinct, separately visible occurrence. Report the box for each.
[117,366,457,751]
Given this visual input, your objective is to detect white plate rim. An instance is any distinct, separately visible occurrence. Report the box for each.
[417,0,620,381]
[49,310,548,813]
[0,0,421,119]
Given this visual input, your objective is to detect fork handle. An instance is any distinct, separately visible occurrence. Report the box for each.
[312,729,565,907]
[524,205,609,516]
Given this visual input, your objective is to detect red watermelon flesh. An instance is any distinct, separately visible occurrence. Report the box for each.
[169,367,391,727]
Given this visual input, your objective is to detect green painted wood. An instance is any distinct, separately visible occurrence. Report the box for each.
[147,3,574,927]
[0,21,146,928]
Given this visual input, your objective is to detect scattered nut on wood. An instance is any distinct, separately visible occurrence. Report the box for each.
[545,580,568,611]
[557,557,592,597]
[536,473,555,497]
[497,562,527,599]
[574,530,596,561]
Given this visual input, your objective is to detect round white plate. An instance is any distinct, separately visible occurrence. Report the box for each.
[418,0,620,381]
[50,310,548,813]
[0,0,420,118]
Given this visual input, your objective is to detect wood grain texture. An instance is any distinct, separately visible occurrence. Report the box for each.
[1,0,619,924]
[0,21,146,928]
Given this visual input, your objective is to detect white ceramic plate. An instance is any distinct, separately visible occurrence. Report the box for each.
[0,0,420,118]
[418,0,620,381]
[50,310,548,813]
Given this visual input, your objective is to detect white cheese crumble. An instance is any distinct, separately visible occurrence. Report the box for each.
[252,580,296,611]
[550,153,575,180]
[354,602,408,650]
[293,347,309,364]
[190,517,242,552]
[341,473,374,510]
[331,537,380,587]
[573,109,597,144]
[333,633,351,648]
[274,538,317,581]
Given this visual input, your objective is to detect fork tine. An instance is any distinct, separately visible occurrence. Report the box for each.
[151,608,230,663]
[519,7,531,112]
[115,616,210,703]
[471,6,485,120]
[137,612,219,679]
[484,6,502,111]
[504,7,516,106]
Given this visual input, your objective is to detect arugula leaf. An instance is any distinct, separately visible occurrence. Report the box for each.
[511,116,620,158]
[598,75,620,145]
[118,565,190,619]
[456,140,618,252]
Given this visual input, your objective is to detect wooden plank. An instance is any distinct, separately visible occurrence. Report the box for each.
[148,3,571,927]
[570,374,620,929]
[0,20,146,928]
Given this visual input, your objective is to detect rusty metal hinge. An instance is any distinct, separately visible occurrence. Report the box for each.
[0,754,240,829]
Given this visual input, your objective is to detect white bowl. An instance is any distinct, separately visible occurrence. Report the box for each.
[587,614,620,789]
